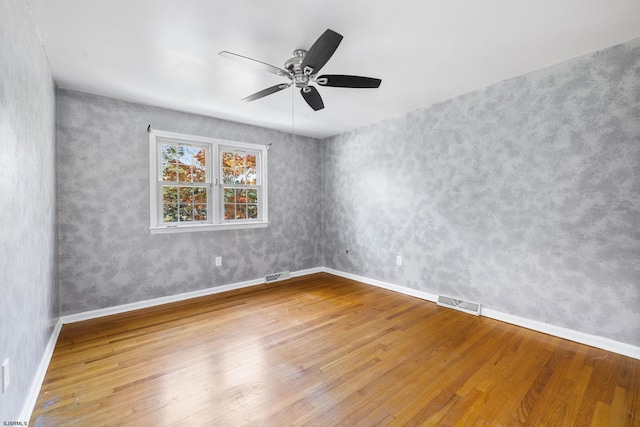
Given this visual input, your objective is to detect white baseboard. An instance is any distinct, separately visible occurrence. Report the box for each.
[482,308,640,360]
[61,277,265,324]
[291,266,324,277]
[20,318,63,422]
[323,267,640,360]
[324,267,439,302]
[60,267,327,324]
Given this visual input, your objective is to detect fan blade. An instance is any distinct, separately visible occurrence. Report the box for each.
[300,29,343,76]
[219,51,290,77]
[316,75,381,88]
[300,86,324,111]
[242,83,292,102]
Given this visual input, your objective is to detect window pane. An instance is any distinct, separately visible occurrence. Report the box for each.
[177,165,191,182]
[194,149,206,167]
[248,204,258,219]
[224,204,235,220]
[245,154,258,185]
[163,204,178,222]
[223,188,234,203]
[193,165,206,183]
[246,166,257,185]
[247,189,258,203]
[194,204,207,221]
[179,187,194,203]
[180,205,194,221]
[237,153,247,183]
[234,167,245,184]
[163,186,178,203]
[236,204,247,219]
[176,146,187,161]
[235,189,247,203]
[222,152,234,168]
[162,164,178,181]
[222,167,234,184]
[179,146,195,165]
[192,148,207,183]
[193,187,207,204]
[162,145,178,164]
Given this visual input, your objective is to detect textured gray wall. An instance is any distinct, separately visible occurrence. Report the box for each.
[57,90,323,315]
[322,39,640,346]
[0,0,58,421]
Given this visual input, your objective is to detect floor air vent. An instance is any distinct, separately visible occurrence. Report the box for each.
[437,295,481,316]
[265,271,291,283]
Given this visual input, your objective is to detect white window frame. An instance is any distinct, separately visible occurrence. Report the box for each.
[149,129,268,234]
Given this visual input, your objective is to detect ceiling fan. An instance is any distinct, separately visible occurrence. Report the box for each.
[219,29,381,111]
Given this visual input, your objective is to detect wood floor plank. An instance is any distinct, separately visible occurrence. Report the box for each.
[30,273,640,426]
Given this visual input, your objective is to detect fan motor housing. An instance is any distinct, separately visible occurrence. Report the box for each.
[285,49,310,87]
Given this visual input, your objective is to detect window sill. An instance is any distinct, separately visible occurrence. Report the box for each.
[149,221,269,234]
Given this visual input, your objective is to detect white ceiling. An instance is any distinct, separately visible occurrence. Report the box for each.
[28,0,640,139]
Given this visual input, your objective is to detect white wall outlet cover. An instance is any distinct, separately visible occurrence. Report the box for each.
[2,358,9,393]
[215,256,222,266]
[396,255,402,266]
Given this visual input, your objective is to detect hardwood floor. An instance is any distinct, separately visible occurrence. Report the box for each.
[31,273,639,426]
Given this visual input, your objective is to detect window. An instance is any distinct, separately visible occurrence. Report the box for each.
[221,148,260,221]
[149,129,268,234]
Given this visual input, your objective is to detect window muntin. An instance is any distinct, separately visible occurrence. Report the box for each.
[149,130,268,234]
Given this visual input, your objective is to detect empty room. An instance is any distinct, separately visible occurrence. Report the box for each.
[1,0,639,425]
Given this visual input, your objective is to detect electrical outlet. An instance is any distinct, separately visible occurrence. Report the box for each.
[396,255,402,266]
[215,256,222,267]
[2,358,9,394]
